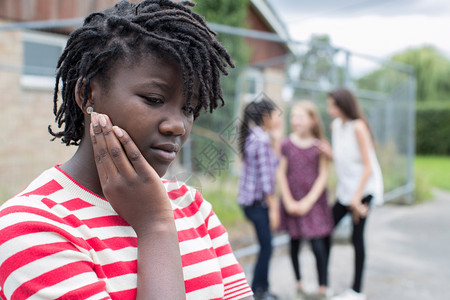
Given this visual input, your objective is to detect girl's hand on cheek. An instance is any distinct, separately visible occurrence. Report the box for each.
[90,113,184,298]
[89,113,173,234]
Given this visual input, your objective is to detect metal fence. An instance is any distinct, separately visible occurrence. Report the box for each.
[0,20,415,204]
[187,25,416,204]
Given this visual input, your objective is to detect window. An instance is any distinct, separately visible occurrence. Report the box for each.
[21,31,67,90]
[241,68,264,103]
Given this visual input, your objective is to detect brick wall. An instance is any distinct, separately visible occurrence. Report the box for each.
[0,1,291,200]
[0,25,75,199]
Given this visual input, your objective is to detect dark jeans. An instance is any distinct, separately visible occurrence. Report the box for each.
[332,195,372,293]
[243,203,273,294]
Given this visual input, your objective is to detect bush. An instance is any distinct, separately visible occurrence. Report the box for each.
[199,174,245,228]
[414,169,433,203]
[416,106,450,155]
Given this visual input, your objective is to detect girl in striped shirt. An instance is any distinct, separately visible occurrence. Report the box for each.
[0,1,253,299]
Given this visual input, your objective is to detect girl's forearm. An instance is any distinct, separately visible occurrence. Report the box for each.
[277,171,295,204]
[276,157,296,205]
[352,119,374,206]
[304,170,328,204]
[300,156,328,215]
[352,165,372,205]
[136,218,185,300]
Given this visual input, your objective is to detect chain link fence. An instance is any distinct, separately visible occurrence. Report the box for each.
[0,21,415,207]
[180,26,416,205]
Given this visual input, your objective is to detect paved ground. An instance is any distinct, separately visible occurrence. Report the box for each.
[232,189,450,300]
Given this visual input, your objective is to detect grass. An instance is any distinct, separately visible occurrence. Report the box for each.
[200,155,450,226]
[416,100,450,110]
[1,156,447,222]
[203,155,450,223]
[199,174,246,228]
[415,155,450,191]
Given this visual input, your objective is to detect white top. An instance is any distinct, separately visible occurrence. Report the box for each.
[331,118,384,206]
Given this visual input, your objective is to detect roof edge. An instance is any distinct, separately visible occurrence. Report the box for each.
[250,0,297,54]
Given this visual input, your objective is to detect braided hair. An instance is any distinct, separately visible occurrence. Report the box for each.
[238,99,276,158]
[49,0,234,146]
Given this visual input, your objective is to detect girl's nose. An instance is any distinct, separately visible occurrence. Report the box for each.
[159,111,186,136]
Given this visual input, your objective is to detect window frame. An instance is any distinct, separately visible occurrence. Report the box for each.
[20,30,67,91]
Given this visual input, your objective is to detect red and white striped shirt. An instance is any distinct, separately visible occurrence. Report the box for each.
[0,166,252,299]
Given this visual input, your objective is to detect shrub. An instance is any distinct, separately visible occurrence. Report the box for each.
[416,106,450,155]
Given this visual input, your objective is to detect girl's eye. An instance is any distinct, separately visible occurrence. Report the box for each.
[142,96,163,104]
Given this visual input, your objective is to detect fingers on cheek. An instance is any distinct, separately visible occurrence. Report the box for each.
[90,124,97,145]
[112,127,145,167]
[113,126,134,149]
[112,126,124,138]
[93,123,102,135]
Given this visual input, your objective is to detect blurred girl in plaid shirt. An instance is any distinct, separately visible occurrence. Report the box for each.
[237,98,282,300]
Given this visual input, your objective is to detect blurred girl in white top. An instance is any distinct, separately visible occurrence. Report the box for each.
[325,88,383,300]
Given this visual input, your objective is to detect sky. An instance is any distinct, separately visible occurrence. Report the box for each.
[267,0,450,60]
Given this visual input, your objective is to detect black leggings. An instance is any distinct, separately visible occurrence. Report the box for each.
[289,236,330,286]
[332,196,371,293]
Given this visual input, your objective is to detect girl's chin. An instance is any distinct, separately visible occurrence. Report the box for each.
[155,166,169,178]
[144,159,170,178]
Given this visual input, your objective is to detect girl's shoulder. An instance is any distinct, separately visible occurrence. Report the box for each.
[331,117,342,129]
[280,137,290,156]
[281,137,292,147]
[353,118,366,127]
[248,126,270,144]
[353,119,370,135]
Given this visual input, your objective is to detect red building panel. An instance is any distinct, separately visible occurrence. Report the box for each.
[245,5,288,68]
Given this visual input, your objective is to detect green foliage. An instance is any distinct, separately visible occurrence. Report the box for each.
[415,155,450,191]
[300,35,335,81]
[414,169,433,203]
[0,186,11,206]
[392,46,450,102]
[193,0,250,67]
[416,100,450,110]
[189,0,251,173]
[416,106,450,155]
[199,174,245,228]
[357,65,410,94]
[195,155,449,227]
[358,46,450,102]
[290,34,338,99]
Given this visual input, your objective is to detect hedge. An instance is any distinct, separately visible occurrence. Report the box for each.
[416,107,450,155]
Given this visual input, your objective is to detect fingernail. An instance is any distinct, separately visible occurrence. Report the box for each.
[91,112,99,127]
[113,126,124,137]
[99,114,107,127]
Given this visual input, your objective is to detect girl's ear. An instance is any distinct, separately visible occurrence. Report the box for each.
[75,77,96,114]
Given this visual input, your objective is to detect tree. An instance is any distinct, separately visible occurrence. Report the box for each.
[392,46,450,102]
[183,1,251,175]
[359,46,450,102]
[299,34,336,84]
[193,0,250,67]
[284,34,338,102]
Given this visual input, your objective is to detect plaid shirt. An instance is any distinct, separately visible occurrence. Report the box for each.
[238,126,278,206]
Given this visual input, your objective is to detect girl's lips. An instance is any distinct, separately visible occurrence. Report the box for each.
[151,148,177,161]
[150,143,180,162]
